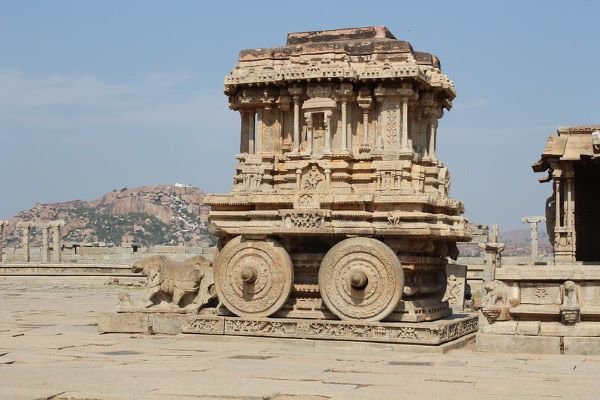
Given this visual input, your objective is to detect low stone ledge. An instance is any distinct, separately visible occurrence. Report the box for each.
[476,333,561,354]
[564,337,600,355]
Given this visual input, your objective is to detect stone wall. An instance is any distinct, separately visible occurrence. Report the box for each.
[1,244,216,264]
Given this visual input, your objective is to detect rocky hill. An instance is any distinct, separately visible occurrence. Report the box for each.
[3,184,215,247]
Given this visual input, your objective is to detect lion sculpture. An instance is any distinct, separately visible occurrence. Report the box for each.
[132,255,217,311]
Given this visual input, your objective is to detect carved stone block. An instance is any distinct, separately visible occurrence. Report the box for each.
[519,283,561,305]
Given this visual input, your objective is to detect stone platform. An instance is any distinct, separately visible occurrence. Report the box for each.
[477,321,600,355]
[98,312,478,346]
[6,277,600,400]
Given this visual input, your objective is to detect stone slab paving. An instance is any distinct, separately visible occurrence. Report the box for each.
[1,277,600,400]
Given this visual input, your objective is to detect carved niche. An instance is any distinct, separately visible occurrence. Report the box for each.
[302,164,325,191]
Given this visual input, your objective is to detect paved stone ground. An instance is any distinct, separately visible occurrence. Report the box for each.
[1,277,600,400]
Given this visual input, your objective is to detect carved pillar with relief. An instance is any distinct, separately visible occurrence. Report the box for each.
[357,88,372,154]
[564,165,576,257]
[289,86,304,153]
[336,83,353,153]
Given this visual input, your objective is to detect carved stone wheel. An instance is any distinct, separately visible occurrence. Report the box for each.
[214,236,293,318]
[318,237,404,322]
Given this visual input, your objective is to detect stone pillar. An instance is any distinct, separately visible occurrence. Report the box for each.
[565,167,575,243]
[17,222,31,262]
[40,224,50,263]
[340,99,348,152]
[357,88,372,154]
[239,111,246,153]
[359,106,370,153]
[554,178,561,229]
[0,220,6,263]
[325,168,331,188]
[428,120,437,159]
[255,110,263,154]
[295,169,302,190]
[347,103,353,151]
[401,98,409,152]
[49,220,64,263]
[248,111,256,154]
[324,111,332,154]
[292,96,301,152]
[521,216,546,264]
[304,113,313,155]
[479,224,504,283]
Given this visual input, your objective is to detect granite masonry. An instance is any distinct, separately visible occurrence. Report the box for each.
[477,125,600,355]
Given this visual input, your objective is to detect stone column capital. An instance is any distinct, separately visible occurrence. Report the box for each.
[288,86,305,97]
[49,220,65,229]
[521,216,546,225]
[17,221,32,229]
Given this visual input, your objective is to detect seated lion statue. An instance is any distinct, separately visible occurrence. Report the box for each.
[132,255,216,311]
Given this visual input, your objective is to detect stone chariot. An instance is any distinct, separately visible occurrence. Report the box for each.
[206,26,471,325]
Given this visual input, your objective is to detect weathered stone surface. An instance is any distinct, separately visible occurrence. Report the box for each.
[9,277,600,399]
[563,337,600,355]
[150,314,192,335]
[481,320,518,335]
[516,321,540,336]
[539,322,600,337]
[97,312,149,333]
[476,333,561,354]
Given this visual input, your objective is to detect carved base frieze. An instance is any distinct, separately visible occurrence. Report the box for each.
[99,312,478,345]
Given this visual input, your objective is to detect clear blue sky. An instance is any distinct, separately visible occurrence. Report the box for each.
[1,1,598,230]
